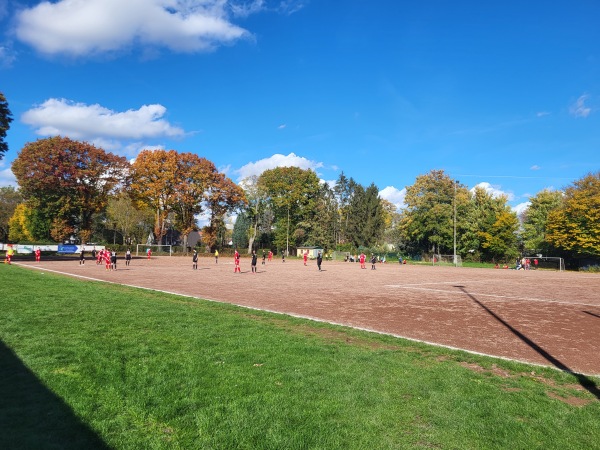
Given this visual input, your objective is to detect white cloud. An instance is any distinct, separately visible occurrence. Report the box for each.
[379,186,406,210]
[530,165,541,171]
[15,0,251,56]
[22,98,185,142]
[569,94,591,118]
[278,124,287,129]
[512,201,530,216]
[471,181,515,201]
[536,111,550,117]
[0,44,17,67]
[235,152,323,181]
[0,166,17,187]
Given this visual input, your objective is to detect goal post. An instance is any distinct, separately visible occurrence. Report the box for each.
[136,244,172,257]
[531,256,565,272]
[430,254,462,267]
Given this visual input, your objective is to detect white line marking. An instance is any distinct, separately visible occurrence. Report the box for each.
[385,284,598,307]
[13,263,600,377]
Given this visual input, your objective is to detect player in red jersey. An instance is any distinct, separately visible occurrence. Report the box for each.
[234,249,241,273]
[35,247,41,262]
[104,248,112,270]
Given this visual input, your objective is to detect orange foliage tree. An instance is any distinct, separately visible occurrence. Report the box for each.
[11,136,128,242]
[130,149,246,250]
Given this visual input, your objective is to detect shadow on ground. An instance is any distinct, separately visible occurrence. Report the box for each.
[0,340,111,450]
[455,285,600,400]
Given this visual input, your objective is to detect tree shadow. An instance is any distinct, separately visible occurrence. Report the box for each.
[454,285,600,400]
[0,340,111,449]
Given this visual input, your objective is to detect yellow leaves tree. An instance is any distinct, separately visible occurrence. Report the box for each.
[129,149,179,245]
[130,149,245,251]
[8,203,34,242]
[546,172,600,257]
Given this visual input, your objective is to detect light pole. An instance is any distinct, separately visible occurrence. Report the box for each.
[453,180,459,266]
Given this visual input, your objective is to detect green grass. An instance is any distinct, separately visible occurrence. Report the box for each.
[1,265,599,449]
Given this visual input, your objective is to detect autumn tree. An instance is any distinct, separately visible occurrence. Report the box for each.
[8,203,34,242]
[520,189,563,254]
[11,136,128,243]
[0,186,22,241]
[203,172,247,251]
[0,91,12,161]
[545,172,600,257]
[129,149,179,245]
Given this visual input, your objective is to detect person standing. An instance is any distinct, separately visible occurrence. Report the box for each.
[371,254,377,270]
[91,247,96,261]
[192,249,198,270]
[147,248,152,260]
[281,250,285,263]
[234,248,241,273]
[303,250,308,266]
[215,249,219,264]
[317,251,323,271]
[79,249,85,265]
[104,248,112,271]
[268,250,273,262]
[5,244,14,264]
[359,252,366,269]
[35,247,41,262]
[262,250,266,266]
[251,250,258,273]
[125,248,131,266]
[111,250,117,271]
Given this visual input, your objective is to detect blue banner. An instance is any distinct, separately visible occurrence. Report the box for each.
[57,244,79,254]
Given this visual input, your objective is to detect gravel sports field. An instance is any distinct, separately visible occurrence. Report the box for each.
[16,255,600,377]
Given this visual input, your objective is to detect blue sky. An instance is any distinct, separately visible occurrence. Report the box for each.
[1,0,599,215]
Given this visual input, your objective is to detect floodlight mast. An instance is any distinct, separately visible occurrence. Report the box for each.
[453,179,459,267]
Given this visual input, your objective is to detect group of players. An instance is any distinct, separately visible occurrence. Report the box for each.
[90,248,132,270]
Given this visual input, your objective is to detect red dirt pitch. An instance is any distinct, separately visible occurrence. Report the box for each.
[17,256,600,377]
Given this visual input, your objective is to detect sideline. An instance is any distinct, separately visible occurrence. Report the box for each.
[13,262,600,378]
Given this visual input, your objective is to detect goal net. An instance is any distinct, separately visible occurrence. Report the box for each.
[430,254,462,267]
[530,256,565,272]
[136,244,172,257]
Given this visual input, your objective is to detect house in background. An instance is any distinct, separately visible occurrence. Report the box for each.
[296,246,323,259]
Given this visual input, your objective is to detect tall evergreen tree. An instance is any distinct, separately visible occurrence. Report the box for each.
[0,92,12,161]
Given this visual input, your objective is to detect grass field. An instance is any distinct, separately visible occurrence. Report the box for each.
[1,264,599,449]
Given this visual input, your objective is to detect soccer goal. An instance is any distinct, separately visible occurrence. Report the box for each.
[136,244,172,257]
[430,254,463,267]
[532,256,565,272]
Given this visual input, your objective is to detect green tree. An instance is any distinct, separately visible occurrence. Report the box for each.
[520,189,563,254]
[240,175,269,253]
[0,186,22,241]
[400,170,456,254]
[346,182,385,248]
[11,136,128,243]
[0,92,12,161]
[106,192,154,245]
[333,172,356,244]
[232,211,251,250]
[257,167,321,254]
[203,172,247,252]
[546,172,600,257]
